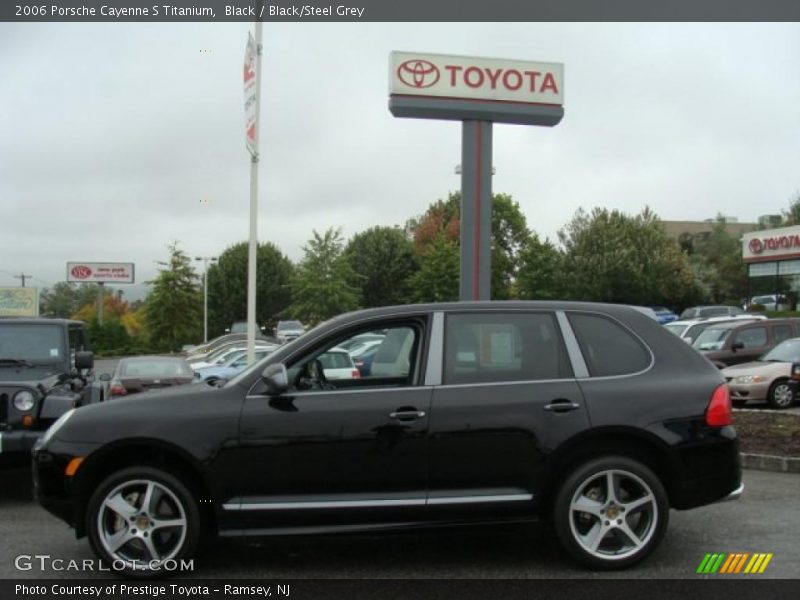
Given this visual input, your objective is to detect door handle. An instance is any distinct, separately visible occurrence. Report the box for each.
[389,410,427,420]
[543,399,581,413]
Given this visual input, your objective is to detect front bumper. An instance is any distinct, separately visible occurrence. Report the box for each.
[0,429,42,456]
[728,381,769,403]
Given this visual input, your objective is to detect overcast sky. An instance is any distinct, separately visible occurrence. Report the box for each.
[1,22,798,300]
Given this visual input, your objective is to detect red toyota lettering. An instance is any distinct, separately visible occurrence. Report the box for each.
[541,72,559,94]
[445,65,462,86]
[484,68,502,89]
[524,70,541,91]
[503,69,523,90]
[464,66,484,88]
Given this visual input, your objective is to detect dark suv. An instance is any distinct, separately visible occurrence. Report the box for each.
[692,318,800,368]
[1,318,97,467]
[33,302,740,576]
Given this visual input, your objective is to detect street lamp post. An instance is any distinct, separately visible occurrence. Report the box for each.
[195,256,218,343]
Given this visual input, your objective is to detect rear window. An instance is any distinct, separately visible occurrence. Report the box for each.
[120,359,192,377]
[568,313,651,377]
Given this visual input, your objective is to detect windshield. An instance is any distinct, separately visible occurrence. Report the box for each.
[762,339,800,363]
[664,323,687,336]
[692,327,733,351]
[0,324,64,364]
[278,321,303,331]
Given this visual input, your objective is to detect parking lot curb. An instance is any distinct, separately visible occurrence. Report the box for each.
[741,452,800,474]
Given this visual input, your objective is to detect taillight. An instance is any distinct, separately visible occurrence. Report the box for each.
[706,383,732,427]
[351,369,361,379]
[110,382,127,396]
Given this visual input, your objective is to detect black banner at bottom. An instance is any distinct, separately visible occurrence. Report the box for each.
[3,579,800,600]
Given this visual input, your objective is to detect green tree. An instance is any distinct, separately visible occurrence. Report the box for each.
[407,234,460,302]
[290,228,359,325]
[39,282,109,318]
[558,207,697,306]
[143,243,202,351]
[516,234,563,300]
[344,226,419,307]
[689,215,749,304]
[781,192,800,226]
[407,192,531,299]
[206,241,294,338]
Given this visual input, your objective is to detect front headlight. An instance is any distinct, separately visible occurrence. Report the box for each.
[13,390,36,411]
[734,375,764,384]
[39,408,76,446]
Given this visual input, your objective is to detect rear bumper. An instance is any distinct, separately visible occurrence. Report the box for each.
[716,483,744,503]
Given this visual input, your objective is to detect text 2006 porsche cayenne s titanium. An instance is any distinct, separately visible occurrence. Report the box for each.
[34,302,742,577]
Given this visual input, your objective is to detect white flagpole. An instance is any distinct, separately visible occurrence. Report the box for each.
[246,11,263,364]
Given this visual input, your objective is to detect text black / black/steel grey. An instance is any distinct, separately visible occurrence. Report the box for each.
[33,302,741,577]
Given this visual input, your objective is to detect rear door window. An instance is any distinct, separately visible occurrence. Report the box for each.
[568,313,651,377]
[734,327,768,349]
[444,312,571,384]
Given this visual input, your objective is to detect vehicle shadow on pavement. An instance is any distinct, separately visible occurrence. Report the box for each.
[0,466,34,504]
[195,523,575,578]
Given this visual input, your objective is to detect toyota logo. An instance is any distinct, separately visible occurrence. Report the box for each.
[397,59,440,89]
[749,238,764,254]
[70,265,92,279]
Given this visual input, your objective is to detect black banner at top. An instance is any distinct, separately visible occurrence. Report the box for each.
[2,0,800,22]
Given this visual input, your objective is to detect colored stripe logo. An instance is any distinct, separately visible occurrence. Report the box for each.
[697,553,773,574]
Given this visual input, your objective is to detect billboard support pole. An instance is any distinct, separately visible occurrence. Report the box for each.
[97,282,104,325]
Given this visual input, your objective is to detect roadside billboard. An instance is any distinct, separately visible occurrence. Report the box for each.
[0,287,39,317]
[66,262,135,283]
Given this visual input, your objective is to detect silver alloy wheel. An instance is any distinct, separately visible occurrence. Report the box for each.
[97,479,188,570]
[772,383,793,408]
[568,469,658,561]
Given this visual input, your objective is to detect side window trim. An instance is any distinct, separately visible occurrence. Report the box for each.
[424,311,444,386]
[555,311,589,378]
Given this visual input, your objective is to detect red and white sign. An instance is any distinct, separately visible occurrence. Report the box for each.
[390,51,564,105]
[67,262,135,284]
[742,225,800,263]
[243,32,257,155]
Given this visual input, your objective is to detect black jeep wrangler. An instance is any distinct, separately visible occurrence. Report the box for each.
[1,318,99,467]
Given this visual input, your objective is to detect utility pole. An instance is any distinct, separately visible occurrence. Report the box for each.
[14,273,32,287]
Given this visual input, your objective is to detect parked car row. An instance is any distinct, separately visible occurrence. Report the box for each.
[663,305,800,409]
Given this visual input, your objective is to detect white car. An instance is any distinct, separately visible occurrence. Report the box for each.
[191,343,275,370]
[664,314,767,345]
[319,348,359,380]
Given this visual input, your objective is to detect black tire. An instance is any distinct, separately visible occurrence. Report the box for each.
[767,379,794,409]
[552,456,669,569]
[86,466,201,578]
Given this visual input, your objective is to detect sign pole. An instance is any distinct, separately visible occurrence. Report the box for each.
[246,9,264,365]
[459,120,493,301]
[97,282,104,325]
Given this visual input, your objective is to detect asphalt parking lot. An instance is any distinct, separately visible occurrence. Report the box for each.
[0,467,797,579]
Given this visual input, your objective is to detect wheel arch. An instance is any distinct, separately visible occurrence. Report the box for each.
[539,427,680,511]
[71,438,215,538]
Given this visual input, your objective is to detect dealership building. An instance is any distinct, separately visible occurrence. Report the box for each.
[742,224,800,303]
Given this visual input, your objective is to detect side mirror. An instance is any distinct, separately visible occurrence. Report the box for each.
[75,351,94,370]
[732,341,745,352]
[99,373,111,382]
[261,363,289,396]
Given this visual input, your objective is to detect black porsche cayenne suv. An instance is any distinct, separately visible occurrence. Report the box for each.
[34,302,741,577]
